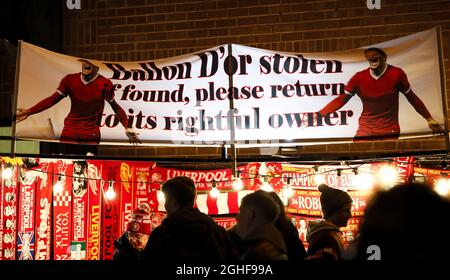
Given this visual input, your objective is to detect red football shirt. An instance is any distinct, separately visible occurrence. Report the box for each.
[345,65,411,138]
[57,73,113,143]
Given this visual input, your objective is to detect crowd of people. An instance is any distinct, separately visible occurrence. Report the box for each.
[113,176,450,261]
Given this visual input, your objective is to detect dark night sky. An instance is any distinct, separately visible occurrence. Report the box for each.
[0,1,61,127]
[0,0,62,51]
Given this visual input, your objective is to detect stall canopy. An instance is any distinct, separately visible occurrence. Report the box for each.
[14,28,445,146]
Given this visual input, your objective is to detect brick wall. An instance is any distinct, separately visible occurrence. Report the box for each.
[60,0,450,160]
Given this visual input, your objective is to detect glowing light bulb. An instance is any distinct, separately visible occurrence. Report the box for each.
[210,187,219,198]
[377,165,398,190]
[434,178,450,197]
[260,180,273,192]
[283,177,294,197]
[157,190,166,203]
[232,178,243,190]
[354,173,374,190]
[53,180,63,194]
[283,186,294,198]
[314,174,326,186]
[259,162,268,176]
[105,181,116,200]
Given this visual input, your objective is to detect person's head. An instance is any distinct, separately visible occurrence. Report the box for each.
[161,176,196,216]
[290,217,297,227]
[318,184,353,227]
[126,203,151,251]
[73,160,86,174]
[345,231,354,242]
[299,218,307,229]
[267,191,286,218]
[78,59,99,80]
[236,190,280,239]
[356,182,450,260]
[72,161,87,196]
[23,158,39,169]
[364,47,387,72]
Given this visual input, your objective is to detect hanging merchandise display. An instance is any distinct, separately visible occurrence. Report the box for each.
[1,155,442,260]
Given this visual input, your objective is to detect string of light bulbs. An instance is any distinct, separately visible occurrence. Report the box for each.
[2,160,450,200]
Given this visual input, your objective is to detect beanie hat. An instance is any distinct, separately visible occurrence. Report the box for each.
[127,203,151,235]
[318,184,353,218]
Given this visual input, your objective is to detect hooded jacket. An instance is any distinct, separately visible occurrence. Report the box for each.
[275,216,307,260]
[239,224,289,261]
[143,207,239,261]
[306,219,345,260]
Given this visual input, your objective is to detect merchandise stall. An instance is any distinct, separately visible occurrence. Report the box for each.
[3,155,447,260]
[1,28,448,261]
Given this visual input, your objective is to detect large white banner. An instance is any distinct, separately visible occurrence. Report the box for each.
[15,28,444,146]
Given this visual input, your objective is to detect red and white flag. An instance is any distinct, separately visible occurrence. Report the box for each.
[53,160,72,260]
[101,161,122,260]
[17,160,40,260]
[34,160,53,260]
[157,190,253,215]
[119,162,133,234]
[70,160,88,260]
[86,160,102,260]
[0,162,19,260]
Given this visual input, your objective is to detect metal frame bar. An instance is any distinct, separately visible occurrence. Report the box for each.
[10,40,22,157]
[436,26,449,153]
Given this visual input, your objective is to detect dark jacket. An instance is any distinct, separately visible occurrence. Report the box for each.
[306,219,345,260]
[143,207,239,261]
[228,226,249,256]
[113,232,146,261]
[275,217,307,260]
[239,224,289,261]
